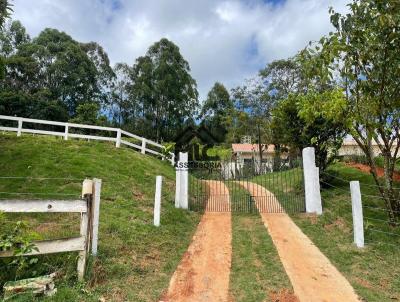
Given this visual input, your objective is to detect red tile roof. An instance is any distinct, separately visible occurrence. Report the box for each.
[232,144,275,153]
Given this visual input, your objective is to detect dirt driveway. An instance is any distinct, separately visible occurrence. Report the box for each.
[161,180,232,302]
[239,181,360,302]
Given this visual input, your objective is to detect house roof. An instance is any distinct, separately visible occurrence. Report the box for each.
[232,144,276,153]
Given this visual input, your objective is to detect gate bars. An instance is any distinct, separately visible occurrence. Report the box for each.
[188,157,306,213]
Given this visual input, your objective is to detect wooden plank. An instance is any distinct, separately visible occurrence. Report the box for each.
[145,148,162,156]
[21,129,65,137]
[120,129,143,140]
[120,139,142,150]
[0,115,21,121]
[0,237,85,257]
[67,123,117,132]
[68,133,116,142]
[0,200,87,213]
[0,126,18,132]
[77,212,88,280]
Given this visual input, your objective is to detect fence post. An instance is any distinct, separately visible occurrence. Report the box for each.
[116,129,121,148]
[350,181,364,248]
[17,118,23,137]
[175,160,181,208]
[91,178,101,255]
[154,176,162,227]
[64,123,69,141]
[78,179,93,280]
[180,152,189,209]
[302,147,322,215]
[141,139,146,154]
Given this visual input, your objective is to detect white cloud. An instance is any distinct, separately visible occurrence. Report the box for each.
[11,0,349,100]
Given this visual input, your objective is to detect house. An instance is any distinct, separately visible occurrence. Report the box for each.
[338,138,398,158]
[229,143,289,175]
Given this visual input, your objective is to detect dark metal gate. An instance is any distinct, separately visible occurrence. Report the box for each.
[188,157,305,213]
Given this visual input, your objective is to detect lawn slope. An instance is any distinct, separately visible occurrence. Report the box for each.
[0,133,200,301]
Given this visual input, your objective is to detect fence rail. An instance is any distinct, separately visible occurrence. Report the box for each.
[0,115,174,165]
[0,178,102,280]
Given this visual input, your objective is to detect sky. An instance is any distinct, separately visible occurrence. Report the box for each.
[11,0,349,100]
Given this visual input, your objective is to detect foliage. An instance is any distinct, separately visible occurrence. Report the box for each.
[300,0,400,221]
[199,82,233,142]
[69,102,108,126]
[0,0,12,29]
[0,213,38,279]
[0,21,113,119]
[271,89,346,171]
[129,38,199,142]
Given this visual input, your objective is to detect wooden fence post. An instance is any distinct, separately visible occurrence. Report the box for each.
[154,176,162,227]
[141,139,146,154]
[64,123,69,140]
[91,178,101,255]
[17,118,23,137]
[116,129,121,148]
[350,181,364,248]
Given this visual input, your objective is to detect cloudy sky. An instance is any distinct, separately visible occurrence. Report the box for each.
[11,0,348,100]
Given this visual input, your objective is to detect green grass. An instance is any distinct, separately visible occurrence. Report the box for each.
[229,212,294,302]
[0,133,201,301]
[291,163,400,301]
[228,184,293,301]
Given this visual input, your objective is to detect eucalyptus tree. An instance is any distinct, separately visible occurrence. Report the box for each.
[130,38,199,141]
[200,82,233,142]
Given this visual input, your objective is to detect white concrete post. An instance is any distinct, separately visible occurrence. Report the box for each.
[141,139,146,154]
[116,129,121,148]
[154,176,162,227]
[64,123,69,140]
[350,181,364,248]
[175,164,181,208]
[17,118,23,137]
[91,178,102,255]
[180,152,189,209]
[302,147,322,215]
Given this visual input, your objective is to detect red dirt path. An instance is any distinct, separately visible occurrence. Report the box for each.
[346,162,400,181]
[160,180,232,302]
[239,182,360,302]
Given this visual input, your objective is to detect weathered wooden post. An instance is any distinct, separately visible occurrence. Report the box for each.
[79,179,93,280]
[91,178,102,255]
[350,181,364,248]
[154,176,162,227]
[302,147,322,214]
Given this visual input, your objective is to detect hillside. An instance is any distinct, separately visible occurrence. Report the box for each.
[0,133,200,301]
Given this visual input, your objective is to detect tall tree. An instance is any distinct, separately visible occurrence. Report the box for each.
[200,82,233,142]
[130,38,199,141]
[0,0,12,79]
[300,0,400,222]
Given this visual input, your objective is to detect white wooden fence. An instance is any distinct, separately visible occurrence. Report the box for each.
[0,178,102,280]
[0,115,175,165]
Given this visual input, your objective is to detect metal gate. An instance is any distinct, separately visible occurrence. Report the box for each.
[188,157,305,213]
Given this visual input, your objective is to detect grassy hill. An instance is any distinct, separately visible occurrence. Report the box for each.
[0,133,200,301]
